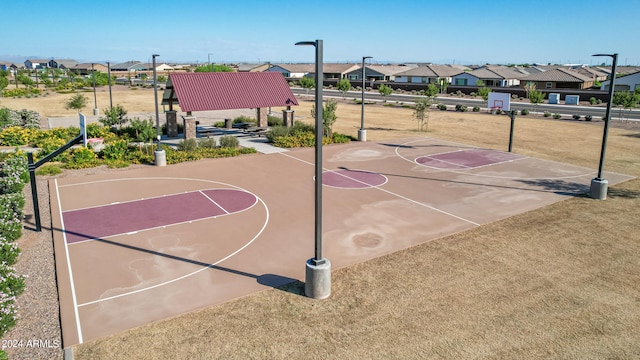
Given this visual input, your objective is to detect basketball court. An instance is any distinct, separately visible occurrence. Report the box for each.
[50,136,633,346]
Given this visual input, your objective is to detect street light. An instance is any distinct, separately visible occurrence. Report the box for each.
[152,54,166,166]
[208,53,213,72]
[295,39,331,300]
[107,61,113,110]
[358,56,372,141]
[590,53,618,200]
[91,63,98,116]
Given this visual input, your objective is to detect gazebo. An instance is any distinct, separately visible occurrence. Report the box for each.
[162,72,298,138]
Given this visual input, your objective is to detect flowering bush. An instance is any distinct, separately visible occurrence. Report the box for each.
[0,155,28,340]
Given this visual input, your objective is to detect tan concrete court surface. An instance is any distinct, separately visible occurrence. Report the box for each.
[49,136,633,346]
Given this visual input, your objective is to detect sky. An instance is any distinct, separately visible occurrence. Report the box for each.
[2,0,639,66]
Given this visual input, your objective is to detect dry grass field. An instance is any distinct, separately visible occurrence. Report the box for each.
[2,87,640,359]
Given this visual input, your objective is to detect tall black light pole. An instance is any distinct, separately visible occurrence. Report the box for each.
[295,39,331,300]
[107,61,113,110]
[358,56,372,141]
[91,63,98,115]
[152,54,166,166]
[589,53,618,200]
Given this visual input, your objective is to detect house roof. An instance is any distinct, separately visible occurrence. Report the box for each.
[467,66,529,80]
[271,64,315,73]
[163,72,298,112]
[367,64,416,76]
[395,64,464,77]
[520,68,593,83]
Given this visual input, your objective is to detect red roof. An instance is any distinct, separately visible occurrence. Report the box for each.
[164,72,298,112]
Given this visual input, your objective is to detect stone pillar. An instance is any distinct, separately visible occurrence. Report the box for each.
[282,109,295,127]
[183,116,197,140]
[256,107,269,127]
[166,110,178,138]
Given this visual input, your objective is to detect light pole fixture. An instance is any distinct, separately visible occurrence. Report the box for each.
[589,53,618,200]
[152,54,166,166]
[107,61,113,110]
[295,39,331,300]
[358,56,372,141]
[208,53,213,72]
[91,63,98,116]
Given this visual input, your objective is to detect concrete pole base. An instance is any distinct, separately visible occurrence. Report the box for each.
[305,258,331,299]
[590,178,608,200]
[357,129,367,142]
[93,108,99,116]
[154,150,166,167]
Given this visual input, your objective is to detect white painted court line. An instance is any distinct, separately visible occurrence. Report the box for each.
[199,190,230,214]
[395,138,595,180]
[54,177,268,307]
[322,169,389,189]
[77,196,269,307]
[55,179,84,344]
[279,152,480,227]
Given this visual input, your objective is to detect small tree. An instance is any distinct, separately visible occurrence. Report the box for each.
[477,87,491,108]
[378,84,393,102]
[413,97,434,132]
[336,78,351,99]
[65,93,88,112]
[439,78,450,94]
[423,83,439,98]
[528,89,545,114]
[311,99,338,137]
[298,76,315,97]
[612,90,638,121]
[99,104,129,129]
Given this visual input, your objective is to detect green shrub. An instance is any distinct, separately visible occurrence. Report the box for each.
[198,137,217,149]
[0,126,39,146]
[437,103,447,110]
[267,115,283,126]
[585,115,593,121]
[65,147,99,169]
[589,97,597,105]
[331,133,352,143]
[36,164,63,176]
[521,109,529,115]
[35,137,69,162]
[0,263,26,333]
[572,114,581,120]
[219,135,239,148]
[233,116,255,124]
[553,113,562,119]
[455,104,468,112]
[544,111,551,117]
[100,139,130,161]
[177,138,198,152]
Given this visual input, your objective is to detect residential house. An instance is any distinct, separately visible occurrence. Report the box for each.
[393,64,465,85]
[519,68,594,89]
[267,64,314,78]
[451,65,528,87]
[24,59,49,69]
[601,70,640,91]
[237,63,270,72]
[71,63,108,75]
[110,61,146,72]
[345,64,415,82]
[48,59,79,69]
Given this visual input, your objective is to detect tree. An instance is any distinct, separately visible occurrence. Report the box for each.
[65,93,88,112]
[99,104,129,129]
[194,64,234,72]
[523,82,536,98]
[477,87,491,108]
[298,76,315,97]
[311,99,338,137]
[612,91,638,121]
[475,79,486,86]
[423,83,439,98]
[413,96,434,132]
[378,84,393,102]
[336,78,351,99]
[528,89,545,114]
[439,78,450,94]
[0,70,8,92]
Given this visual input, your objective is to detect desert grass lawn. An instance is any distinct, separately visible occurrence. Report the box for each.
[3,88,640,358]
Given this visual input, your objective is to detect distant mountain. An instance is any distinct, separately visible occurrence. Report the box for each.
[0,55,30,64]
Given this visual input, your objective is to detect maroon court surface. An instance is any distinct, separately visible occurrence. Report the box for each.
[49,137,634,346]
